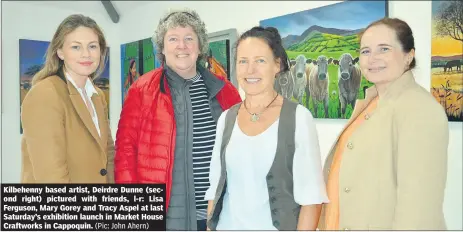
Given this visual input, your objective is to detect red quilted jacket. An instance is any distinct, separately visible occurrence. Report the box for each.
[114,68,241,209]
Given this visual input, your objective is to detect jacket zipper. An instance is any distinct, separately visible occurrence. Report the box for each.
[184,82,191,229]
[167,97,175,215]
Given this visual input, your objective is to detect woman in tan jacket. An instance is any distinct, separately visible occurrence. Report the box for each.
[319,18,449,230]
[21,14,114,183]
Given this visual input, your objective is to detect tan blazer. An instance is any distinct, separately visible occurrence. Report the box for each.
[318,71,449,230]
[21,73,115,183]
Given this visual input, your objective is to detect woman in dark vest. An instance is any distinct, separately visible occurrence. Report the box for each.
[205,26,329,230]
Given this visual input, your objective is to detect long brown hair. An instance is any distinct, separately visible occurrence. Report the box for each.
[32,14,108,85]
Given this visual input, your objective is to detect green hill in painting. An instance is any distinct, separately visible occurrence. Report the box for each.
[287,31,360,53]
[281,25,362,56]
[279,25,373,119]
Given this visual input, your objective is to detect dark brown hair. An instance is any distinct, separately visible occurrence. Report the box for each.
[359,17,416,70]
[235,26,290,74]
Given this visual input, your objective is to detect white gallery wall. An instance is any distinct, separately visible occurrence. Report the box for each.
[0,1,3,178]
[1,1,461,229]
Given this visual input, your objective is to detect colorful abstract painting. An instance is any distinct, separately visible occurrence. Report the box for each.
[199,39,230,81]
[19,39,111,133]
[120,37,161,103]
[260,1,387,119]
[431,0,463,122]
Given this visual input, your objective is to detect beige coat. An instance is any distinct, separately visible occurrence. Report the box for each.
[21,73,114,183]
[318,71,449,230]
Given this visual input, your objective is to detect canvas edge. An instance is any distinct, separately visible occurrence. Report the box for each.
[207,28,239,89]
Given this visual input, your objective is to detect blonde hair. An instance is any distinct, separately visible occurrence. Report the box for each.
[32,14,108,85]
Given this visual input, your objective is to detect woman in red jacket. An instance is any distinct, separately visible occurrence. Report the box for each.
[114,9,241,231]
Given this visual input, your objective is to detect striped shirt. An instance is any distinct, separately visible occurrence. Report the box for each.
[189,73,216,220]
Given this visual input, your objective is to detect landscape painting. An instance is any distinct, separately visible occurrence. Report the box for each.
[19,39,48,134]
[93,48,110,119]
[120,37,161,103]
[199,39,230,81]
[20,39,111,133]
[260,1,388,119]
[431,0,463,122]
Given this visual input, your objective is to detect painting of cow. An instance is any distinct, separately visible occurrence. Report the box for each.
[274,69,295,100]
[338,53,362,118]
[260,0,386,118]
[308,55,330,117]
[291,54,309,104]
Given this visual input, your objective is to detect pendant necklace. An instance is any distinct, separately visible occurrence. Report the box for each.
[244,93,279,122]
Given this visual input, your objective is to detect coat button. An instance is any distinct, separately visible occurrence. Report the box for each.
[364,114,370,120]
[267,174,273,180]
[271,208,278,215]
[344,187,351,193]
[270,197,276,203]
[100,169,107,176]
[268,186,275,192]
[273,220,280,227]
[347,142,353,149]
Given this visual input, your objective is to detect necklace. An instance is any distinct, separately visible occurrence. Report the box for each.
[243,93,279,122]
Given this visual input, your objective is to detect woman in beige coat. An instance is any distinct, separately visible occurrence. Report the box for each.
[21,14,114,183]
[319,18,449,230]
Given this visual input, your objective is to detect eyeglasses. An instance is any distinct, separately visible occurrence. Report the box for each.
[162,11,197,23]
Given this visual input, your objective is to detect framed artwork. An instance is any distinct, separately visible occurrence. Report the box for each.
[200,40,230,79]
[260,1,388,119]
[94,49,110,119]
[19,39,111,133]
[431,1,463,122]
[203,29,239,88]
[120,37,161,103]
[19,39,48,134]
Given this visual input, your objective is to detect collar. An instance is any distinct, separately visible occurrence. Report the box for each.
[164,64,225,98]
[65,72,99,97]
[364,70,416,104]
[190,73,201,83]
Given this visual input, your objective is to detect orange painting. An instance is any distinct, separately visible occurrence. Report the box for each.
[200,39,230,80]
[206,56,227,78]
[431,1,463,122]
